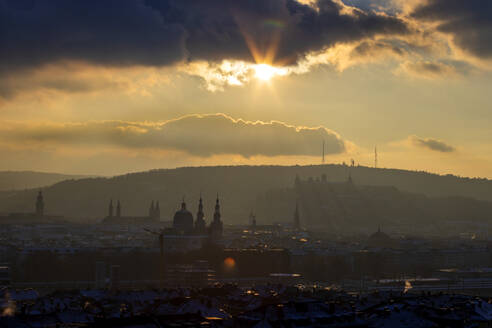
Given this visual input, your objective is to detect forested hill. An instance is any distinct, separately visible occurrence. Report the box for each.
[0,171,93,191]
[0,165,490,223]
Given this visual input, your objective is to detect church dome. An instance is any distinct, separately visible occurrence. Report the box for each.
[173,201,194,232]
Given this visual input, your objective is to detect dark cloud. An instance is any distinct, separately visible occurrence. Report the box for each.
[0,0,409,75]
[411,135,455,153]
[411,0,492,59]
[0,114,348,157]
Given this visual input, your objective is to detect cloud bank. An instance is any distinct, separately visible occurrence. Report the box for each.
[0,0,408,73]
[1,0,491,96]
[0,114,349,157]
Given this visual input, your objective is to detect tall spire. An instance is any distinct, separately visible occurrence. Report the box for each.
[36,190,44,217]
[322,140,325,164]
[116,200,121,218]
[155,201,160,220]
[149,200,155,218]
[375,146,378,169]
[195,195,206,230]
[181,196,186,210]
[210,193,223,240]
[214,193,221,219]
[109,199,114,218]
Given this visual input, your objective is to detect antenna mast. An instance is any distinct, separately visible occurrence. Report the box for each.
[322,140,325,164]
[374,146,378,169]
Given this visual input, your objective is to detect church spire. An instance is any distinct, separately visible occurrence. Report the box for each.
[116,200,121,218]
[155,201,160,220]
[214,194,221,221]
[36,190,44,217]
[209,193,223,240]
[108,199,113,218]
[195,195,206,230]
[149,200,155,218]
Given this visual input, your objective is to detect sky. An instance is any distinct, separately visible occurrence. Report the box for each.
[0,0,491,178]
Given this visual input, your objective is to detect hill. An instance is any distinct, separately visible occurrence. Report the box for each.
[0,171,94,191]
[0,165,491,227]
[256,175,492,235]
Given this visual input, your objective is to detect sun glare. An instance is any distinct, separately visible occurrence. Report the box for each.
[254,63,285,81]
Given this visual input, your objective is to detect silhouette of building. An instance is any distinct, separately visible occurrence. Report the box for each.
[367,227,395,249]
[173,198,194,233]
[35,191,44,217]
[160,195,224,251]
[0,190,64,224]
[168,194,224,241]
[116,200,121,218]
[103,199,159,224]
[249,211,257,230]
[108,199,114,218]
[209,195,223,240]
[148,201,160,220]
[195,196,206,232]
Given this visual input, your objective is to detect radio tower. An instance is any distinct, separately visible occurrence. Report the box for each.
[374,146,378,169]
[322,140,325,164]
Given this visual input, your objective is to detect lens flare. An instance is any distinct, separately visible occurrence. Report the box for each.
[254,64,287,81]
[223,257,236,270]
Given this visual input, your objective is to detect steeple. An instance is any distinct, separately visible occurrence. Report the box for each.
[214,194,221,222]
[249,211,257,228]
[209,193,223,240]
[35,190,44,217]
[155,201,160,220]
[108,199,113,218]
[195,195,206,230]
[149,200,155,218]
[181,196,187,210]
[116,200,121,218]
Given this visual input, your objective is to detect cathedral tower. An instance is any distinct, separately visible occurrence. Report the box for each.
[155,201,160,220]
[149,201,155,218]
[195,196,206,231]
[108,199,113,218]
[209,194,223,239]
[116,200,121,218]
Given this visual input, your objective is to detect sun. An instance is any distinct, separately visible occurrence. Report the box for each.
[254,63,284,81]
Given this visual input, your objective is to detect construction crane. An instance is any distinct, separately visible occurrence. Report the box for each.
[144,228,165,288]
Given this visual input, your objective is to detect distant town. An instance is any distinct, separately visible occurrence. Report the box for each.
[0,167,492,326]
